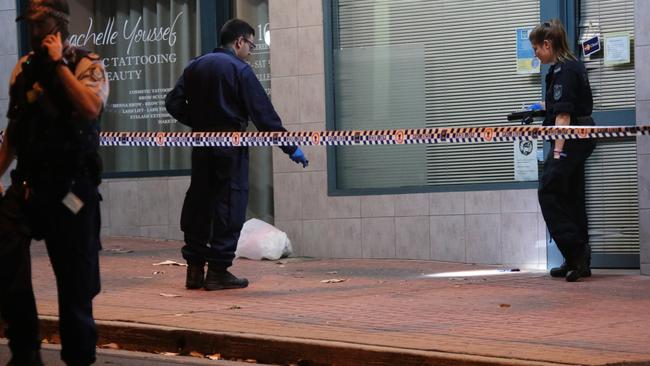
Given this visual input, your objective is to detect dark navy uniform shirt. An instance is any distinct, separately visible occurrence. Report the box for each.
[165,48,296,155]
[543,59,593,126]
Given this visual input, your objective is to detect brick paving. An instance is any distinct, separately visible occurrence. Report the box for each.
[20,237,650,365]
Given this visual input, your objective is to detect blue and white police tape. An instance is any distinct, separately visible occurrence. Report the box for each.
[0,125,647,147]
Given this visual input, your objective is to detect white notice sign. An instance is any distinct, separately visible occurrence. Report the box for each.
[604,32,631,66]
[514,140,538,181]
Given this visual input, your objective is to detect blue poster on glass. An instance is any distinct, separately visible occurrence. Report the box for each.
[516,27,540,74]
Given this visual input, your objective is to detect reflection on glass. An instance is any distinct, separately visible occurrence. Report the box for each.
[67,0,201,173]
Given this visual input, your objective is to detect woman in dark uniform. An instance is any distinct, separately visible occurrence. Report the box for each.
[530,19,596,282]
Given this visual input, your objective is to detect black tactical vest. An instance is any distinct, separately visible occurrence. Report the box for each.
[8,48,102,188]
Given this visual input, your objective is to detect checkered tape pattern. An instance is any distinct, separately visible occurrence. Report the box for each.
[0,126,647,147]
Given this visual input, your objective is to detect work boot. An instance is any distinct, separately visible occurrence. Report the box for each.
[7,351,44,366]
[185,263,205,289]
[204,267,249,291]
[550,261,570,277]
[566,264,592,282]
[566,250,592,282]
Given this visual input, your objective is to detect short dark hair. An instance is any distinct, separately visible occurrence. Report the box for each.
[219,18,255,46]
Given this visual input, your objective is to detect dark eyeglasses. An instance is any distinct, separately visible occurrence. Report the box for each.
[242,37,256,50]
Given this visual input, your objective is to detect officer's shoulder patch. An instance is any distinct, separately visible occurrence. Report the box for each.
[553,84,563,101]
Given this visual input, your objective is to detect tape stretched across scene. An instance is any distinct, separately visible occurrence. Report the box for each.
[0,125,647,147]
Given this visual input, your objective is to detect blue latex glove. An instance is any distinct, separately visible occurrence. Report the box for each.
[525,102,544,111]
[290,147,309,168]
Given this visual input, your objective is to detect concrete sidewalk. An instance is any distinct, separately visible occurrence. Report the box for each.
[4,237,650,365]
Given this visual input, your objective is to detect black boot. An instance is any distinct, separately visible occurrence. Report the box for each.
[566,248,592,282]
[550,261,570,277]
[185,263,205,289]
[204,267,248,291]
[566,264,591,282]
[7,350,44,366]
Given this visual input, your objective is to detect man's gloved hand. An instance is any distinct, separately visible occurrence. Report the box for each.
[525,102,544,111]
[290,148,309,168]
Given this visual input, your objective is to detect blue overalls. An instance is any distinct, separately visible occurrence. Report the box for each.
[166,48,296,269]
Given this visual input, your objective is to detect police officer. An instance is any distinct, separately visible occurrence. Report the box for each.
[0,0,108,364]
[166,19,308,291]
[529,19,596,282]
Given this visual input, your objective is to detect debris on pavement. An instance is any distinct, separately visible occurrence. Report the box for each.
[321,278,346,284]
[207,353,221,360]
[100,343,120,349]
[159,293,182,298]
[500,303,511,308]
[228,305,242,310]
[104,248,134,254]
[153,260,187,266]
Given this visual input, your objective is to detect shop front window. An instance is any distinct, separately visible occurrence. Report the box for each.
[67,0,201,173]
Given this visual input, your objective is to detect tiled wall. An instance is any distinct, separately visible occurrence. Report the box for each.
[636,0,650,275]
[99,176,189,240]
[0,0,17,189]
[269,0,546,268]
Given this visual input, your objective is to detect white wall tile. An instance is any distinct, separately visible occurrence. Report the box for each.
[328,195,360,218]
[430,192,464,215]
[329,218,362,258]
[501,189,539,213]
[362,217,395,258]
[639,155,650,209]
[466,214,501,264]
[297,0,323,27]
[640,209,650,264]
[465,191,500,214]
[0,1,15,10]
[299,74,325,123]
[98,182,110,229]
[394,193,429,216]
[0,9,17,54]
[302,219,330,257]
[269,0,297,29]
[501,213,538,266]
[637,101,650,155]
[270,28,298,77]
[396,216,429,260]
[301,171,328,219]
[636,46,650,101]
[108,180,140,228]
[274,172,303,220]
[138,178,169,227]
[0,55,18,102]
[140,226,169,239]
[271,76,300,124]
[361,195,395,217]
[298,26,324,75]
[636,0,650,46]
[430,215,465,262]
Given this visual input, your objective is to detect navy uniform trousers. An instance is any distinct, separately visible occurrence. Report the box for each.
[0,177,101,365]
[538,139,595,266]
[181,146,249,269]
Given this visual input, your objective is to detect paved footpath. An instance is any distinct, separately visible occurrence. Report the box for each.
[7,237,650,365]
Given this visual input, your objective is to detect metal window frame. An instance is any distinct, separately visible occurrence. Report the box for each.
[324,0,541,197]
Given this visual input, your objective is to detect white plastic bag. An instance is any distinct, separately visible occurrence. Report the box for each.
[235,218,292,260]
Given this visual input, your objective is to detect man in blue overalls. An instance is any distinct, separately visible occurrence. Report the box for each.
[166,19,308,291]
